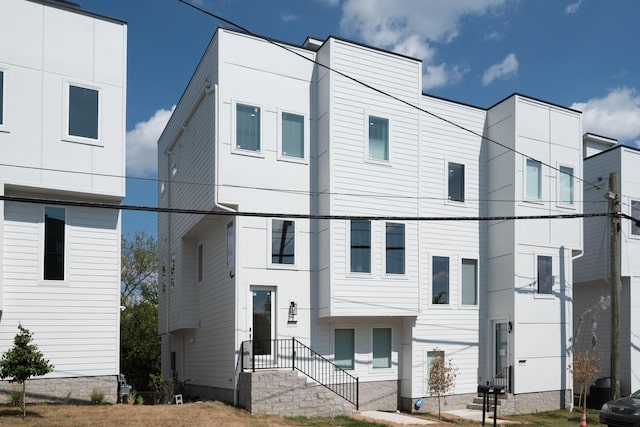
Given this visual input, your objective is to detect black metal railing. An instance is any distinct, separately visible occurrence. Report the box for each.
[490,365,512,392]
[240,338,359,409]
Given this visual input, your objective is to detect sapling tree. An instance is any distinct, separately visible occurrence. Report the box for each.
[428,348,458,420]
[571,350,601,411]
[0,324,54,417]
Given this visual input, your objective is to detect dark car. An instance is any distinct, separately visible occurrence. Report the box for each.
[600,389,640,427]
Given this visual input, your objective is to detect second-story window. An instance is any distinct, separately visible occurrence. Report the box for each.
[68,84,99,140]
[526,159,541,200]
[197,243,204,283]
[236,103,261,152]
[350,219,371,273]
[0,69,4,126]
[282,112,304,158]
[44,207,66,281]
[385,222,405,274]
[448,162,465,202]
[633,200,640,236]
[368,115,389,161]
[272,219,295,265]
[537,255,552,294]
[461,258,478,305]
[432,256,449,304]
[559,166,574,205]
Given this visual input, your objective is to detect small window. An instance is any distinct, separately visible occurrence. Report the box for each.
[368,116,389,161]
[372,328,391,369]
[236,103,260,151]
[432,256,449,304]
[631,200,640,236]
[68,85,99,139]
[44,207,65,281]
[385,222,405,274]
[448,162,465,202]
[227,222,235,268]
[272,219,295,265]
[350,219,371,273]
[0,70,4,126]
[537,255,552,294]
[334,328,355,370]
[426,350,445,388]
[526,159,541,200]
[461,258,477,305]
[559,166,574,205]
[282,112,304,158]
[197,243,203,282]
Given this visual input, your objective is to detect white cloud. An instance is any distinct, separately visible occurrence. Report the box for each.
[281,13,300,23]
[316,0,340,6]
[484,31,503,41]
[482,53,518,86]
[126,106,175,177]
[566,0,583,15]
[338,0,507,89]
[571,88,640,144]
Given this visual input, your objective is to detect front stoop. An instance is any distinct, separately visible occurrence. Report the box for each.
[467,393,508,412]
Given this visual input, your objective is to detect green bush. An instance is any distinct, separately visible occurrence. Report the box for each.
[7,390,23,407]
[90,388,105,405]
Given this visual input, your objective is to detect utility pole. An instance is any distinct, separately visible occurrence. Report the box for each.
[607,172,621,400]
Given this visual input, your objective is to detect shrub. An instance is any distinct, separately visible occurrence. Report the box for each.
[90,388,105,405]
[7,389,23,407]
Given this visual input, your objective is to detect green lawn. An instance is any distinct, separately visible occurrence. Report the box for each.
[507,409,600,426]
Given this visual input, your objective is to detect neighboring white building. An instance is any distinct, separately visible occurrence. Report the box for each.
[574,133,640,398]
[157,27,582,415]
[0,0,126,402]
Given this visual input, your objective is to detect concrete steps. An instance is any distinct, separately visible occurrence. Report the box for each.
[466,393,507,411]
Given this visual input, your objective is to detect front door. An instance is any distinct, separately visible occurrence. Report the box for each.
[251,288,275,360]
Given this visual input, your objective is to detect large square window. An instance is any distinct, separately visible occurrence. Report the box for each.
[368,116,389,161]
[350,220,371,273]
[69,85,99,140]
[282,112,304,158]
[373,328,391,368]
[559,166,574,205]
[385,222,405,274]
[631,200,640,236]
[432,256,449,304]
[526,159,541,200]
[44,207,65,281]
[334,329,355,370]
[272,219,295,265]
[236,103,260,151]
[448,162,465,202]
[537,255,552,294]
[461,258,477,305]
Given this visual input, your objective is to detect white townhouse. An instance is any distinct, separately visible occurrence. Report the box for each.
[574,134,640,399]
[0,0,126,402]
[157,27,582,415]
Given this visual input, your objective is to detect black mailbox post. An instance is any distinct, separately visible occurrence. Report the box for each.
[477,384,506,426]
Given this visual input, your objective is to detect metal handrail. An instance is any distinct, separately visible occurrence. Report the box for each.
[490,365,512,392]
[240,338,359,409]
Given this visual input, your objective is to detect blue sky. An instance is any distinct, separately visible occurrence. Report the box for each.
[78,0,640,238]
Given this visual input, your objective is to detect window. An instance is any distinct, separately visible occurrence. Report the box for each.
[0,70,4,126]
[461,258,478,305]
[559,166,574,205]
[334,329,355,370]
[368,115,388,161]
[272,219,295,265]
[526,159,541,200]
[44,207,65,280]
[197,243,203,282]
[537,255,552,294]
[227,222,235,268]
[236,103,260,151]
[282,112,304,158]
[372,328,391,369]
[385,222,405,274]
[432,256,449,304]
[633,201,640,236]
[426,350,445,388]
[350,220,371,273]
[68,85,99,139]
[448,162,465,202]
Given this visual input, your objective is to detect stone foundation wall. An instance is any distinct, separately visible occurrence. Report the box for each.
[0,375,118,404]
[358,380,399,411]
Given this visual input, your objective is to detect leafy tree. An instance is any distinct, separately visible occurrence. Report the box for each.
[120,231,160,392]
[571,350,601,411]
[0,324,54,417]
[428,348,458,420]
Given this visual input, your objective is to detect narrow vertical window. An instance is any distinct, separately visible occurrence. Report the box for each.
[368,116,389,160]
[432,256,449,304]
[0,70,4,126]
[372,328,391,368]
[526,159,541,200]
[427,350,445,388]
[461,258,478,305]
[282,112,304,158]
[350,219,371,273]
[559,166,574,205]
[272,219,295,265]
[227,222,234,268]
[197,243,203,282]
[385,222,405,274]
[537,255,552,294]
[69,85,99,139]
[44,207,65,280]
[236,103,260,151]
[448,162,465,202]
[334,329,355,370]
[632,200,640,236]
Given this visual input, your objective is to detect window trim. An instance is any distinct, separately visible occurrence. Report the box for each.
[0,65,8,133]
[42,205,67,283]
[384,221,405,276]
[431,255,450,306]
[557,164,575,208]
[365,112,390,163]
[446,161,466,203]
[333,327,356,371]
[370,326,393,370]
[277,109,308,164]
[62,80,102,146]
[535,254,553,297]
[460,257,479,307]
[348,219,372,275]
[524,158,542,202]
[268,218,296,269]
[232,100,263,157]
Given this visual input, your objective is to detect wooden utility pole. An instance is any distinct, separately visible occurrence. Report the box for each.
[608,172,621,400]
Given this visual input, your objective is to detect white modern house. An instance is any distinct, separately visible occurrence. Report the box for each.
[0,0,126,402]
[573,133,640,398]
[157,27,582,415]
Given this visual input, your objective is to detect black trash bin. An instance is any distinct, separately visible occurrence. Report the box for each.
[588,377,611,409]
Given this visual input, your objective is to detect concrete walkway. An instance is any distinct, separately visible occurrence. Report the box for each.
[444,409,520,424]
[355,409,521,425]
